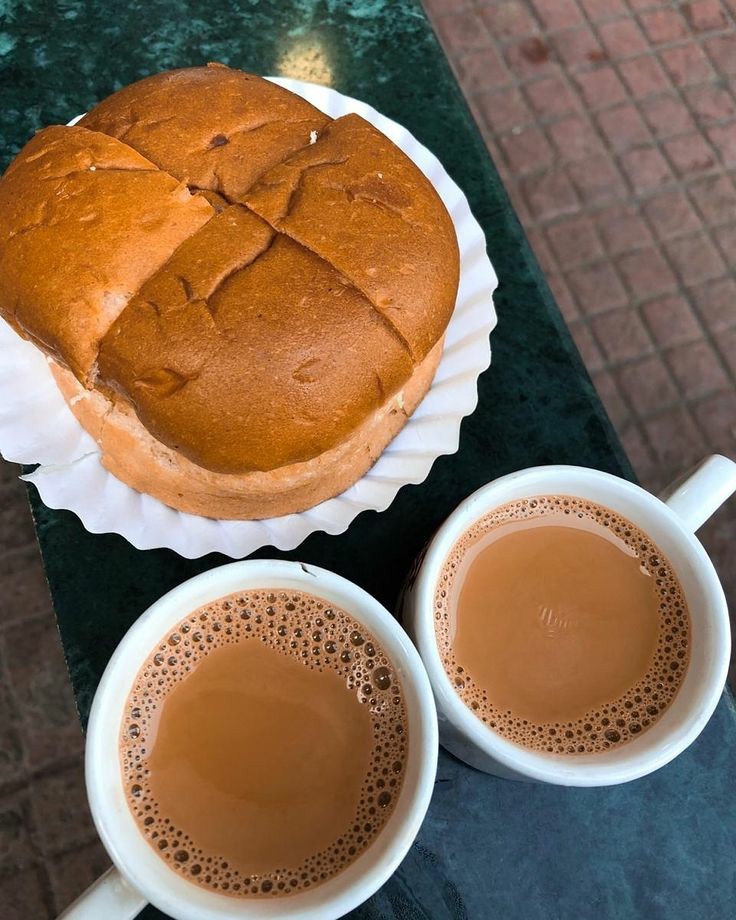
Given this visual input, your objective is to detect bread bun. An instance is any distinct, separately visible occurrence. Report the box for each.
[51,339,442,520]
[79,64,332,204]
[0,65,459,519]
[0,125,213,381]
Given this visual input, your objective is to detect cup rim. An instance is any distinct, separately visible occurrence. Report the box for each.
[412,465,731,786]
[85,559,438,919]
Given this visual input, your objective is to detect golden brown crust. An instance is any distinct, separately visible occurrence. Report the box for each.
[0,125,213,380]
[80,65,330,203]
[97,205,414,473]
[51,338,443,520]
[244,114,459,361]
[1,66,459,518]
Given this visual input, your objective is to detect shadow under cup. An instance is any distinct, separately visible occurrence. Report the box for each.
[84,560,438,920]
[403,465,732,787]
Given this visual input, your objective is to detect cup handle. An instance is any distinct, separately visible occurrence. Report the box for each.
[660,454,736,533]
[56,866,147,920]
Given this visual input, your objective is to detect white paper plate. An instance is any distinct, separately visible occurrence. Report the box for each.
[0,77,498,558]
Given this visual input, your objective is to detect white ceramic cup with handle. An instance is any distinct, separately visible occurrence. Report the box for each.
[58,560,438,920]
[402,455,736,787]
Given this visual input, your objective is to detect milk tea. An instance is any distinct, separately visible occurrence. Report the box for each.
[121,589,408,897]
[434,496,690,754]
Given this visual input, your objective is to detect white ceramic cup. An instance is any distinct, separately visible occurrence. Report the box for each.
[59,560,438,920]
[402,455,736,787]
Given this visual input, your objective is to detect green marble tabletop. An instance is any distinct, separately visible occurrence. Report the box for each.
[4,1,734,918]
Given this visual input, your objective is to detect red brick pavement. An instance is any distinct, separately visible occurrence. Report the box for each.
[0,464,107,917]
[2,1,736,913]
[427,0,736,625]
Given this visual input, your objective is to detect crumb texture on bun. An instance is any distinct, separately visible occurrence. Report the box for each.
[0,65,459,518]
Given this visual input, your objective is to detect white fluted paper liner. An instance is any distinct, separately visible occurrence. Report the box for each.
[0,77,498,558]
